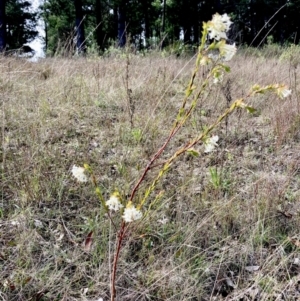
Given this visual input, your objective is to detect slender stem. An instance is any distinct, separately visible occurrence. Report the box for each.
[91,173,118,230]
[138,98,245,208]
[110,221,127,301]
[128,54,211,205]
[108,218,112,300]
[128,126,178,203]
[110,51,206,301]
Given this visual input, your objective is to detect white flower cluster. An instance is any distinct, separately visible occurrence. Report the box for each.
[218,41,236,61]
[204,13,237,64]
[106,194,124,211]
[207,13,232,41]
[122,205,142,223]
[105,194,142,223]
[71,165,88,182]
[204,135,219,153]
[276,85,292,99]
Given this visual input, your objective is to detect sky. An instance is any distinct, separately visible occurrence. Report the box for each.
[27,0,45,58]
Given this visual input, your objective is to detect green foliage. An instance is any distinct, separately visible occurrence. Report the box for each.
[209,167,232,193]
[42,0,117,55]
[209,167,222,189]
[131,128,143,144]
[6,0,38,50]
[280,44,300,67]
[42,0,75,55]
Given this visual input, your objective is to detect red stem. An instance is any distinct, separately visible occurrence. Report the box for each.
[111,221,127,301]
[129,125,182,203]
[110,58,203,300]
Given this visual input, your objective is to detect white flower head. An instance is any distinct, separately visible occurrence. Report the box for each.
[71,165,88,182]
[122,203,142,223]
[219,42,237,61]
[221,13,233,30]
[204,135,219,153]
[106,194,123,211]
[276,85,292,99]
[207,13,232,41]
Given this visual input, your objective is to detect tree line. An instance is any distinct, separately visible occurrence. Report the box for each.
[0,0,295,56]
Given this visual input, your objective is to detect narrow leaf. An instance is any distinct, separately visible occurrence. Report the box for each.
[187,149,200,157]
[245,106,257,114]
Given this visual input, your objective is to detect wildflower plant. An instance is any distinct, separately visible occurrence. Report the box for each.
[71,13,291,301]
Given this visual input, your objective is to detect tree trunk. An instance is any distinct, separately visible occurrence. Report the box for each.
[278,0,285,45]
[250,0,256,45]
[0,0,6,52]
[182,1,191,44]
[74,0,86,54]
[95,0,105,51]
[183,26,191,44]
[192,0,198,44]
[44,2,48,54]
[142,1,150,48]
[117,0,126,47]
[161,0,166,49]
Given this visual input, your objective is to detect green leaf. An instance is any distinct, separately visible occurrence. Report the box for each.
[245,106,257,114]
[185,89,192,97]
[187,149,200,157]
[220,64,231,72]
[176,108,186,121]
[251,84,261,91]
[224,66,230,72]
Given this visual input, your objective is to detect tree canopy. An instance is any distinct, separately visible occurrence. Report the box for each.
[0,0,38,53]
[0,0,296,55]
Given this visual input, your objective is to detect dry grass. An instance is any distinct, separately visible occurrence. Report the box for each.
[1,48,300,301]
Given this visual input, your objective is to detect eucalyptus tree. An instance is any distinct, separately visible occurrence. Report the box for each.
[74,0,86,53]
[116,0,126,47]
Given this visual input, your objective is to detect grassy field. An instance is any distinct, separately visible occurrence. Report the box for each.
[1,46,300,301]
